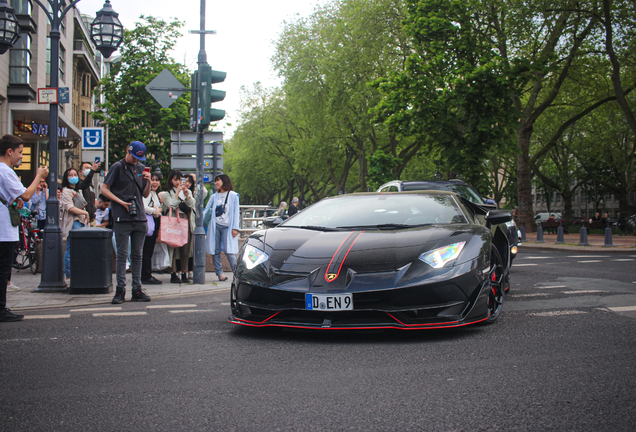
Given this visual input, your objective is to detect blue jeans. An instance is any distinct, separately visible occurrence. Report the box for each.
[64,221,85,278]
[213,224,237,275]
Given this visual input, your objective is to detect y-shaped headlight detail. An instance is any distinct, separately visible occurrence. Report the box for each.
[242,245,269,269]
[419,242,466,268]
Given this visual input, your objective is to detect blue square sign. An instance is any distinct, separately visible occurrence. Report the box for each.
[82,127,104,150]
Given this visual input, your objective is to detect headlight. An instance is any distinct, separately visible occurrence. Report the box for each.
[242,245,269,269]
[419,242,466,268]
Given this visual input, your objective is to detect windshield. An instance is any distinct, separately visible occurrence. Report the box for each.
[282,194,468,230]
[402,183,485,204]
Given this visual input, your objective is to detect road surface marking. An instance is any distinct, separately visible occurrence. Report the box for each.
[168,309,214,313]
[567,255,606,258]
[146,304,197,309]
[24,314,70,319]
[521,256,553,259]
[537,285,567,289]
[607,306,636,312]
[529,310,587,317]
[220,302,230,306]
[514,293,551,298]
[93,312,148,317]
[612,259,634,262]
[563,290,605,294]
[71,307,121,312]
[513,263,538,267]
[577,260,602,263]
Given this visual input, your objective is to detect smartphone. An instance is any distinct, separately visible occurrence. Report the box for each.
[181,177,186,183]
[144,167,151,173]
[95,157,101,164]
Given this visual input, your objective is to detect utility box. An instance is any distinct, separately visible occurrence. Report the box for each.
[69,227,113,294]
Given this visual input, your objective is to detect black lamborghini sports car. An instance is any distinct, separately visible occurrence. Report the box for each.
[230,191,513,330]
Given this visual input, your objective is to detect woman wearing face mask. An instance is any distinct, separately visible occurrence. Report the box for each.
[60,167,89,280]
[141,172,163,285]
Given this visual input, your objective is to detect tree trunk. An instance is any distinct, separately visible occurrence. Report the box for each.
[517,125,536,231]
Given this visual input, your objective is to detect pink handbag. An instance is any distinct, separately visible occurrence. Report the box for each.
[158,208,188,248]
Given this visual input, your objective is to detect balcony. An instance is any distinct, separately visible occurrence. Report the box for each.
[73,39,100,80]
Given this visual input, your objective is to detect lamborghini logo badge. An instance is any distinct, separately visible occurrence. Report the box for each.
[326,273,337,282]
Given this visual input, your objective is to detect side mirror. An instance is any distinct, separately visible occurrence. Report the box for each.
[484,198,497,206]
[263,216,284,228]
[485,210,513,227]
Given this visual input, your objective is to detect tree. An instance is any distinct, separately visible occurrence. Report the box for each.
[93,16,191,172]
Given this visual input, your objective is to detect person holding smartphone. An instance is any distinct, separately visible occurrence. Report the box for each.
[28,178,49,230]
[0,135,49,321]
[100,141,151,304]
[76,159,101,225]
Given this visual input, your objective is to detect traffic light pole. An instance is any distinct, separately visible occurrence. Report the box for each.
[192,0,210,285]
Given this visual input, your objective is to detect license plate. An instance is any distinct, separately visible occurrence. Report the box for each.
[305,293,353,311]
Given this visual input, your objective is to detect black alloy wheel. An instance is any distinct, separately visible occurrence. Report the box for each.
[484,245,505,324]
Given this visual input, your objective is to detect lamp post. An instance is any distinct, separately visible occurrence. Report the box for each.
[0,0,123,291]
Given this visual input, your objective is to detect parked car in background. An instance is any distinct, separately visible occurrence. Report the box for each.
[378,180,520,261]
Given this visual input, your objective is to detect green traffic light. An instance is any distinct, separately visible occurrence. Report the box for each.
[197,63,226,129]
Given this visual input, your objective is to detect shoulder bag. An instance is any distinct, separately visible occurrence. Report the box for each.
[0,195,21,227]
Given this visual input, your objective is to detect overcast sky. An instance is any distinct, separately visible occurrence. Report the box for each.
[78,0,327,136]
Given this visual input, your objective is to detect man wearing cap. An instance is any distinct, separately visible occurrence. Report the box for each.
[100,141,152,304]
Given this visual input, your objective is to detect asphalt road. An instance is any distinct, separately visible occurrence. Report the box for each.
[1,249,635,431]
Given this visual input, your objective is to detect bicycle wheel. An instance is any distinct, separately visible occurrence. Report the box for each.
[13,250,30,270]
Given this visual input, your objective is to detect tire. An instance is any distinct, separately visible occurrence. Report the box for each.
[484,245,505,324]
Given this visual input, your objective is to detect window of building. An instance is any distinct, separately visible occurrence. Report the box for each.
[59,44,66,82]
[9,33,31,84]
[81,110,86,128]
[11,0,32,14]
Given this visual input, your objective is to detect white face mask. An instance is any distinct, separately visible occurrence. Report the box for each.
[83,169,91,176]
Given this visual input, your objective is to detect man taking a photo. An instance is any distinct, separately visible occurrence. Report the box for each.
[100,141,151,304]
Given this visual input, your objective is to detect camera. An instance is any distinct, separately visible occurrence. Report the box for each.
[129,197,138,216]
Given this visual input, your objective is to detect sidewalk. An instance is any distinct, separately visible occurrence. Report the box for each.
[6,271,232,311]
[520,233,635,252]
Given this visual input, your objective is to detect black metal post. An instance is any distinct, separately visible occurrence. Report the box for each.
[536,224,545,243]
[192,0,207,284]
[35,0,79,292]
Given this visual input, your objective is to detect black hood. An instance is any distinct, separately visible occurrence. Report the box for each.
[243,225,485,292]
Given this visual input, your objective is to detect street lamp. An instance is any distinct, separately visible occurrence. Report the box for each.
[0,0,20,55]
[0,0,124,291]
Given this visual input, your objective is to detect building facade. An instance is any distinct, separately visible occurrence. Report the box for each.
[0,0,104,186]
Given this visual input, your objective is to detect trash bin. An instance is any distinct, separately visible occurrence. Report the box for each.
[69,227,113,294]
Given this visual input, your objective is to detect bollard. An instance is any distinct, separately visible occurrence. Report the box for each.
[578,226,590,246]
[602,225,615,247]
[536,224,545,243]
[520,226,527,242]
[556,223,565,244]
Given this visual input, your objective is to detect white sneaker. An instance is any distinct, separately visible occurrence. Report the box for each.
[126,261,131,270]
[7,282,20,292]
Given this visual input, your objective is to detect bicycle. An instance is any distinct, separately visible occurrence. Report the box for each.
[12,210,40,274]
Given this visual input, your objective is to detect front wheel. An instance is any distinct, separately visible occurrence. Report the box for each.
[484,245,505,324]
[29,237,39,274]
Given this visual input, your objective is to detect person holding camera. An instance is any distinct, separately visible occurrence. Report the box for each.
[100,141,151,304]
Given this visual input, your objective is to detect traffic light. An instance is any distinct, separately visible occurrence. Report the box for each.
[198,63,226,130]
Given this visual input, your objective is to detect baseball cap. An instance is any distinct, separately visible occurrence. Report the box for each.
[128,141,146,161]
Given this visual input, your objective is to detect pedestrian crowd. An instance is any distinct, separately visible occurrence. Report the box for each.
[0,135,249,321]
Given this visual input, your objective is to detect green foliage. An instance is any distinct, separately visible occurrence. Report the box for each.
[93,16,191,174]
[367,150,402,191]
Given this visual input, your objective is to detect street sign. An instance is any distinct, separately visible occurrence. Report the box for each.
[82,127,105,150]
[170,131,223,142]
[58,87,69,103]
[203,174,211,183]
[171,156,223,171]
[38,88,58,104]
[171,142,223,156]
[146,69,187,109]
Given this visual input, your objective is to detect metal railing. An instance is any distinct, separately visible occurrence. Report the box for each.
[238,205,277,237]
